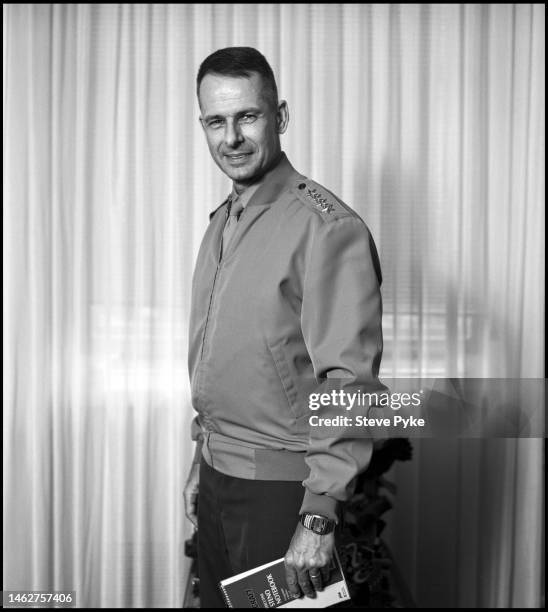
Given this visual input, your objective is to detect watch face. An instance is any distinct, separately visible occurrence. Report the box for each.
[312,517,327,534]
[301,513,334,534]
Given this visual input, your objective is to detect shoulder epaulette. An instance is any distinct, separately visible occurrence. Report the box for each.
[291,178,349,218]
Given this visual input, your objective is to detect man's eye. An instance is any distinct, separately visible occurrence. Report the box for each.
[208,119,223,128]
[240,114,257,123]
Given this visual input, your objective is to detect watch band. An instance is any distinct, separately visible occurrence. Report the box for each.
[300,513,336,535]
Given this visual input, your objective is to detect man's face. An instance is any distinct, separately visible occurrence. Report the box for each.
[198,72,288,188]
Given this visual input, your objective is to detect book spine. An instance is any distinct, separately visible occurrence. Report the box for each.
[218,582,233,608]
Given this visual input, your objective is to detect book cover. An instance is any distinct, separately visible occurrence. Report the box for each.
[218,549,351,608]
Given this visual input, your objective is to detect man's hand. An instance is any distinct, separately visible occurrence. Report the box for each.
[183,463,200,528]
[284,522,335,599]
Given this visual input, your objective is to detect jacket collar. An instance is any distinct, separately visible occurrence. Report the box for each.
[245,152,300,208]
[209,152,300,219]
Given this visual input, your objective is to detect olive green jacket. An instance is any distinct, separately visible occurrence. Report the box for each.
[188,153,384,521]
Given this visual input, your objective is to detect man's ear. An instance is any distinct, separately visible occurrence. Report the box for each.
[277,100,289,134]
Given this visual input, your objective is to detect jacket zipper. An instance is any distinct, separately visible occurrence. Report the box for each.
[200,207,229,360]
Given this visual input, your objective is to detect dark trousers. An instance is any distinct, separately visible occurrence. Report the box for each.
[197,459,305,608]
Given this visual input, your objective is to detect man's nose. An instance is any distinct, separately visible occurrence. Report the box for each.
[224,120,244,148]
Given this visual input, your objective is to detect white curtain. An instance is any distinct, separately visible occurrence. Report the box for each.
[3,4,544,608]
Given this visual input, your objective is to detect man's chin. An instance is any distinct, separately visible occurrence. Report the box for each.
[221,162,259,183]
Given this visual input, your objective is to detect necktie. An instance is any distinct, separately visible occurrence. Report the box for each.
[221,196,244,256]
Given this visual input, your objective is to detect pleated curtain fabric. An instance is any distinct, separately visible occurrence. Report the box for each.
[3,3,544,608]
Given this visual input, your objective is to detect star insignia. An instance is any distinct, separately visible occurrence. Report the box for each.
[306,188,335,213]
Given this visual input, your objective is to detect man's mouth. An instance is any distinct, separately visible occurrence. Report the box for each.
[224,153,252,161]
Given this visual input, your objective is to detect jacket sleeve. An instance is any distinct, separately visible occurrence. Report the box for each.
[299,215,385,522]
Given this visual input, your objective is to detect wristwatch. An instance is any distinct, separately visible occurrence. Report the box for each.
[300,513,336,535]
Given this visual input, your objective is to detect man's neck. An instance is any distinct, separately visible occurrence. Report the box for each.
[232,151,284,196]
[233,182,251,196]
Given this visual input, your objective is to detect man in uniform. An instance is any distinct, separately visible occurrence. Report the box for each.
[184,47,384,607]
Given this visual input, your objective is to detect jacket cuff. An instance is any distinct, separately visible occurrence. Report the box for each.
[192,437,203,464]
[299,489,340,523]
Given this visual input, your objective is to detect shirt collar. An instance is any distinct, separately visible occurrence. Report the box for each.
[230,180,261,210]
[210,152,300,219]
[242,152,300,208]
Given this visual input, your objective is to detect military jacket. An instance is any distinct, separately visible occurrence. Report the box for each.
[188,153,385,520]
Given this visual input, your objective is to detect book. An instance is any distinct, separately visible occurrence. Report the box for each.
[218,549,351,608]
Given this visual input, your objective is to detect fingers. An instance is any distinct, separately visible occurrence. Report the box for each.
[309,568,323,592]
[285,562,327,599]
[183,466,200,528]
[183,500,195,527]
[284,563,301,598]
[184,490,198,528]
[187,507,198,528]
[297,567,315,598]
[320,562,331,584]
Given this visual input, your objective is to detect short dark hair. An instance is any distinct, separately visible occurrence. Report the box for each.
[197,46,279,108]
